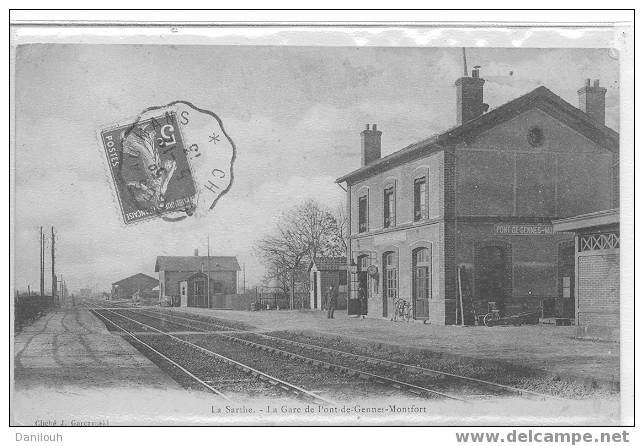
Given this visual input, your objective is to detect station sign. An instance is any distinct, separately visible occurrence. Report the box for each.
[494,223,554,235]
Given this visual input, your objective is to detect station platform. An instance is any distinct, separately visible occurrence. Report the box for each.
[169,306,620,389]
[12,306,183,425]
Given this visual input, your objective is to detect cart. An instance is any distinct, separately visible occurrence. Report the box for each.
[482,310,540,327]
[480,302,539,327]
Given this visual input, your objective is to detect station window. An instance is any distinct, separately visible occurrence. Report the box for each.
[383,251,398,300]
[358,195,368,233]
[414,177,427,221]
[413,247,432,300]
[383,186,395,228]
[338,270,348,286]
[562,276,571,298]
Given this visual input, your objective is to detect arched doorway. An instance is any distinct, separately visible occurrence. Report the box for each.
[412,246,431,320]
[476,244,510,315]
[382,251,397,317]
[357,254,370,314]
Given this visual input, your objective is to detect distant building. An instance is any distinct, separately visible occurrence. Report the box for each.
[553,208,619,340]
[111,273,158,300]
[308,257,348,310]
[155,252,241,306]
[79,288,92,298]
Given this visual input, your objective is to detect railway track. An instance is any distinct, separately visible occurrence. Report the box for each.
[105,306,556,401]
[139,307,560,401]
[90,308,233,401]
[147,307,565,400]
[89,304,340,405]
[88,302,561,401]
[91,305,455,401]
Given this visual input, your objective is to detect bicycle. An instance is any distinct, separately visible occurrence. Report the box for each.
[482,310,501,327]
[482,301,501,327]
[391,298,412,322]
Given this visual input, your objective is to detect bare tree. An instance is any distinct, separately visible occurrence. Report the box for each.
[255,199,346,309]
[333,202,349,255]
[255,223,308,309]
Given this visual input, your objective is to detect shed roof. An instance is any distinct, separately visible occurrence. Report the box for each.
[336,86,619,185]
[552,208,620,233]
[309,257,347,271]
[155,256,241,272]
[112,273,158,287]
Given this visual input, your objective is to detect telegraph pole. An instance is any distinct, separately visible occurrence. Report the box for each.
[207,236,211,309]
[59,275,64,306]
[39,226,44,297]
[51,227,56,305]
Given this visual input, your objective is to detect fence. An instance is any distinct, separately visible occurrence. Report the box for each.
[14,294,54,332]
[211,293,255,311]
[254,287,308,310]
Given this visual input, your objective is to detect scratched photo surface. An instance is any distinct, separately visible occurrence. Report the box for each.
[12,44,621,426]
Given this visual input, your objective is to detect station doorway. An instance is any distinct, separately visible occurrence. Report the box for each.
[357,255,369,315]
[412,247,431,320]
[476,245,510,315]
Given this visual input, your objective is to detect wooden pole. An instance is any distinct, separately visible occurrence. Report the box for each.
[458,266,465,326]
[40,227,44,297]
[51,227,56,304]
[207,236,211,309]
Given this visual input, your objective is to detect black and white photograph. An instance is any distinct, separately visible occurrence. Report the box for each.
[9,12,634,434]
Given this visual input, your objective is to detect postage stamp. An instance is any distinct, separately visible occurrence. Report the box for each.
[99,102,235,224]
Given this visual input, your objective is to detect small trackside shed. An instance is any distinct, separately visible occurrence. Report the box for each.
[553,208,619,340]
[155,254,241,306]
[308,257,348,311]
[111,273,158,300]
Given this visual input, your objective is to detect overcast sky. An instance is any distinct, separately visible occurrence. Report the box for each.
[13,45,619,293]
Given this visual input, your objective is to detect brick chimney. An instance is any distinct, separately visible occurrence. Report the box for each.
[361,124,382,166]
[578,78,607,125]
[455,66,489,125]
[194,248,199,256]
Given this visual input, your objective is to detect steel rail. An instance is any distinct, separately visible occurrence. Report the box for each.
[220,331,464,400]
[90,304,338,406]
[110,309,212,332]
[142,308,250,331]
[89,307,232,401]
[132,308,464,401]
[142,307,559,401]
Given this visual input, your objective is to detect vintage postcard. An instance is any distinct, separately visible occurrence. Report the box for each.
[9,15,634,435]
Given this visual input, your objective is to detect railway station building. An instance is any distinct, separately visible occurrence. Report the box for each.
[336,72,619,325]
[155,252,241,307]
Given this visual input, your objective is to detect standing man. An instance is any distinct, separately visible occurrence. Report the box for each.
[327,285,338,319]
[358,284,367,319]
